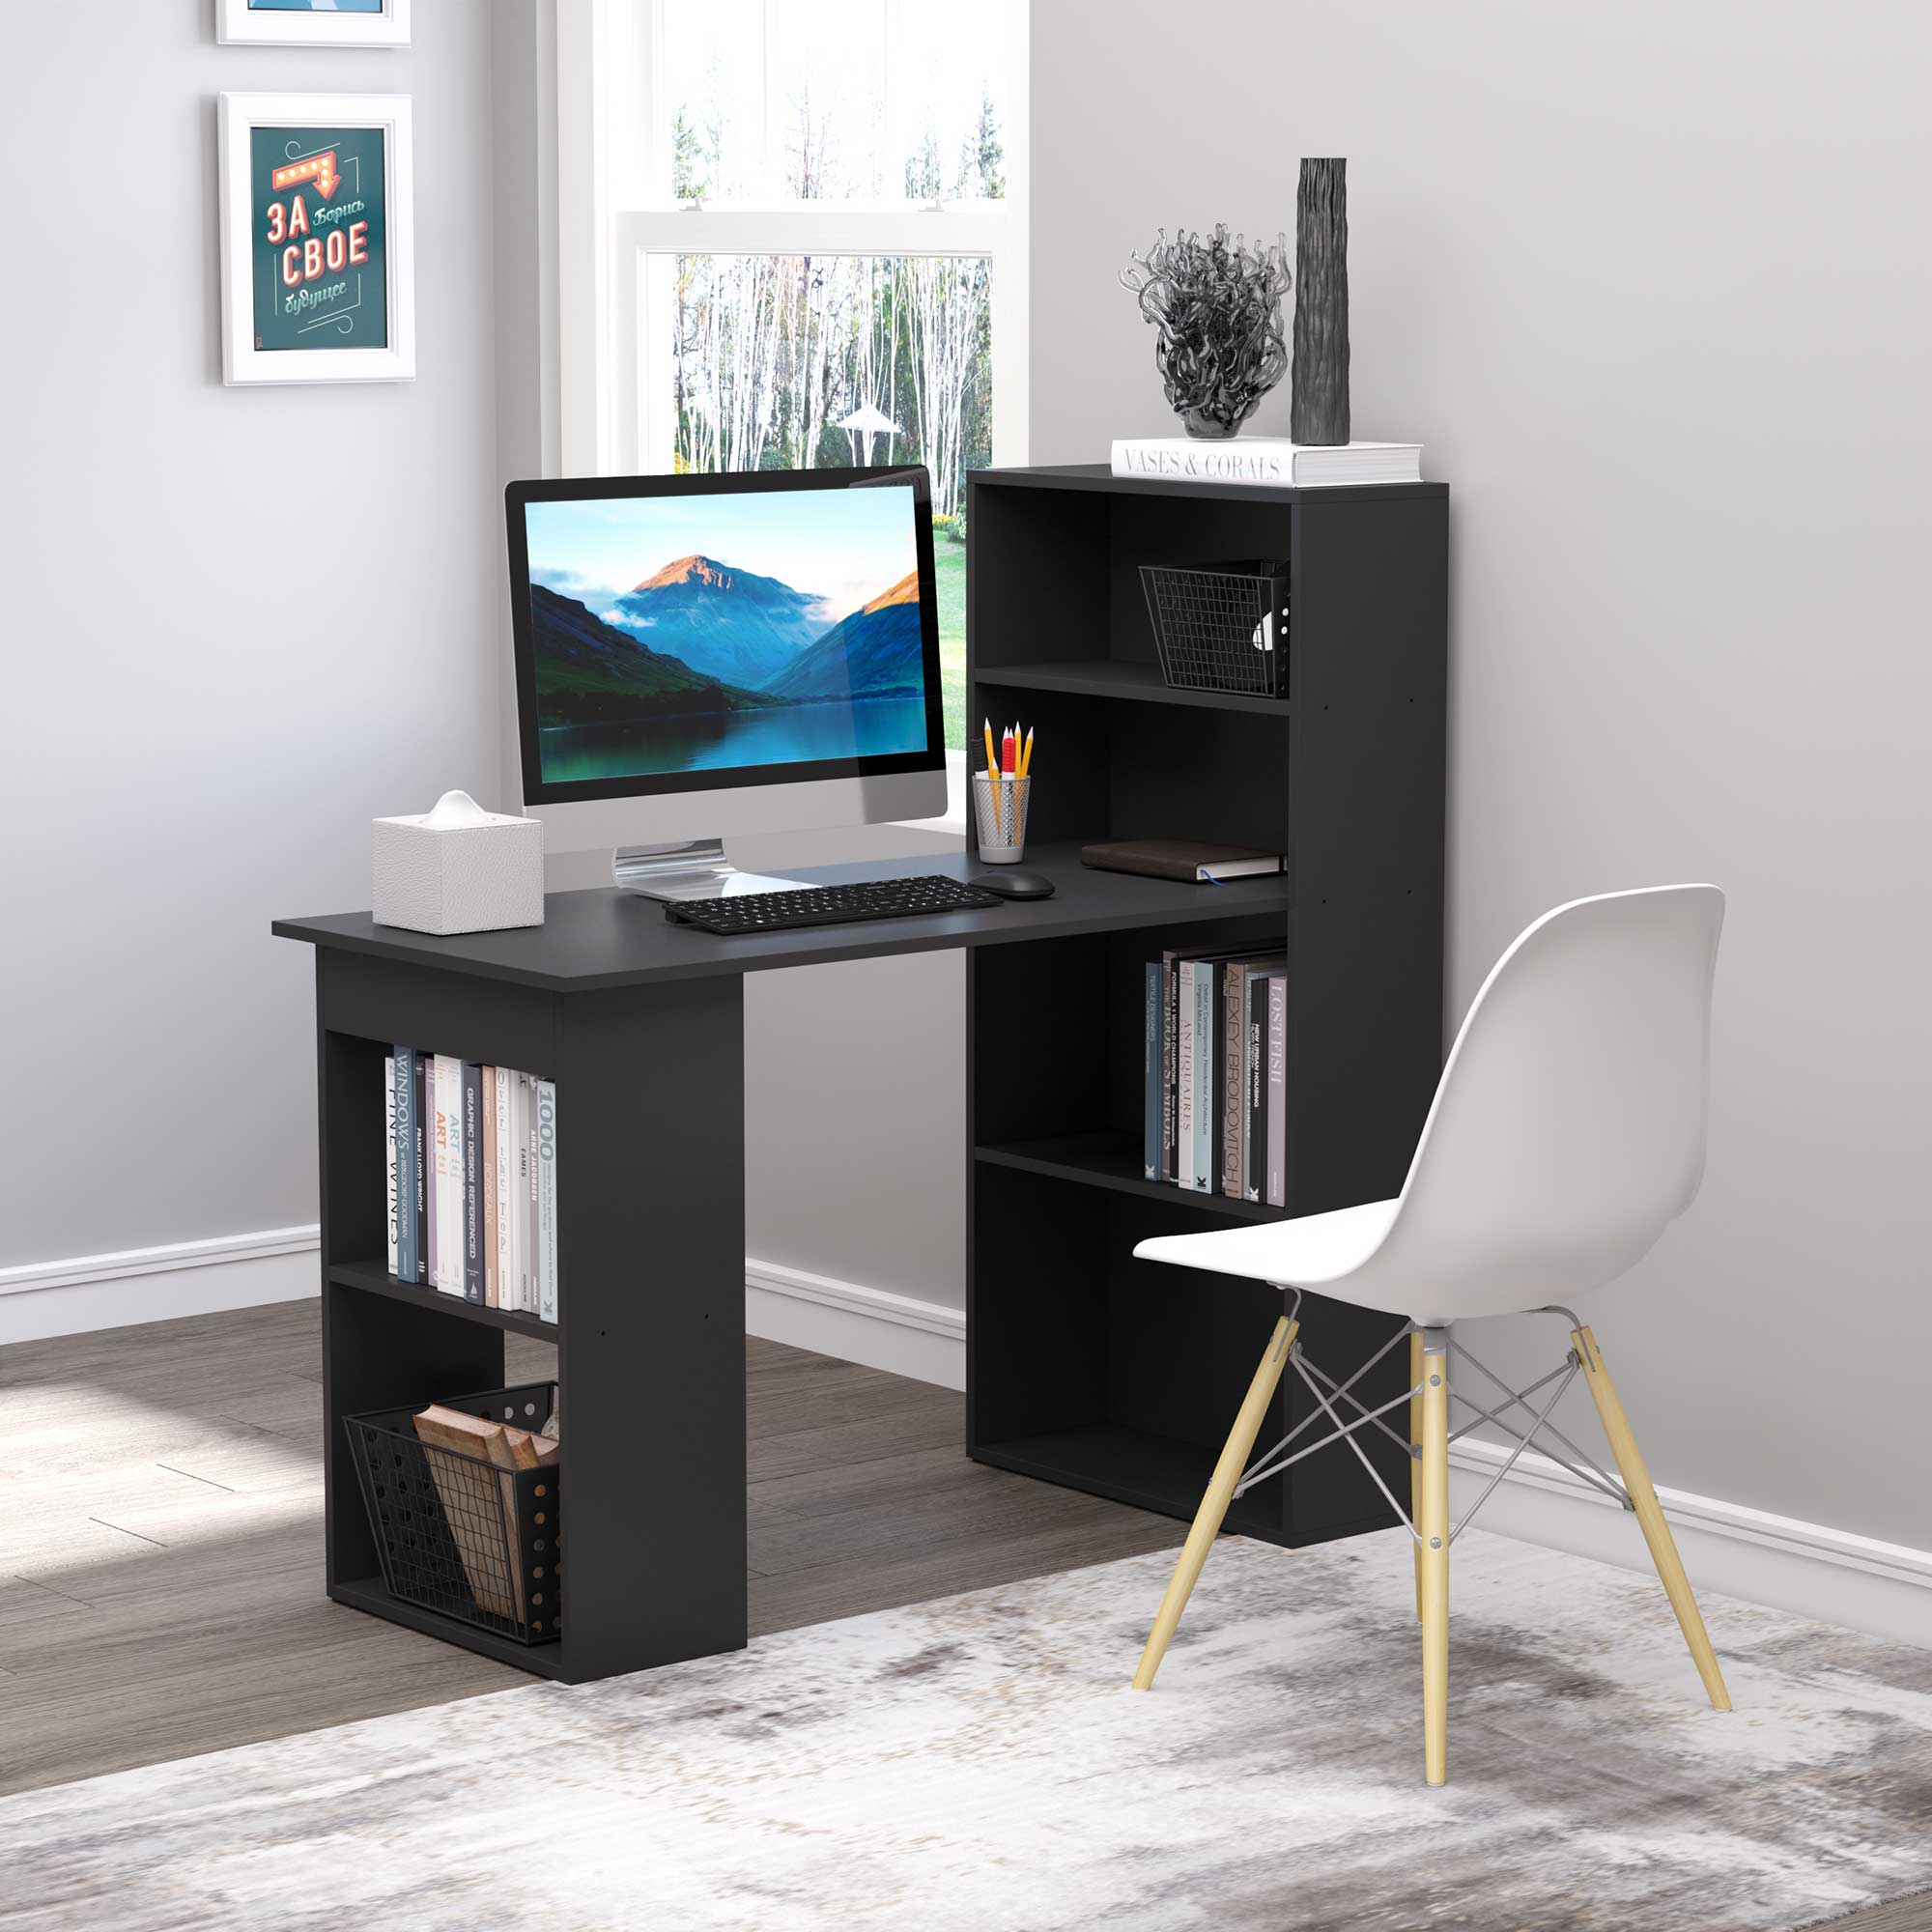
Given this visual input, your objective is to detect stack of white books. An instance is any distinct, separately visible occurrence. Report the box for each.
[1111,436,1423,488]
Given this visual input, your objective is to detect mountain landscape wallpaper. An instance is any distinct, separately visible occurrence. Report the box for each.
[523,486,932,783]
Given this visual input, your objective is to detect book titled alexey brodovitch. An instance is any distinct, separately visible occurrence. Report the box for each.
[382,1050,559,1325]
[1111,436,1423,489]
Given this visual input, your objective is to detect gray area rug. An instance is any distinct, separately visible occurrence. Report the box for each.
[3,1528,1929,1931]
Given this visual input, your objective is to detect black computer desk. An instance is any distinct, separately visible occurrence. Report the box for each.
[276,466,1449,1686]
[275,841,1298,1684]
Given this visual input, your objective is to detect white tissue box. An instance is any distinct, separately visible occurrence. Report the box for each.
[372,790,544,935]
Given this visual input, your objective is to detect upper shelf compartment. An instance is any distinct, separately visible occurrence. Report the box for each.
[968,469,1299,690]
[973,658,1292,717]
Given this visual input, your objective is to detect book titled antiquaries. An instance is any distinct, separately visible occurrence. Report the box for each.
[1111,437,1422,489]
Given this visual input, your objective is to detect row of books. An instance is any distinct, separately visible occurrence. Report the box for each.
[384,1048,558,1321]
[1143,947,1286,1206]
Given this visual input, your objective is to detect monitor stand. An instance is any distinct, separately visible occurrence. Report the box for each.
[612,838,810,906]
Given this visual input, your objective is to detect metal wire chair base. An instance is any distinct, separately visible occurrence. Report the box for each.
[1233,1305,1634,1546]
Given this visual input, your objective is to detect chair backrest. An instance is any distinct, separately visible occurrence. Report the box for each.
[1378,885,1724,1321]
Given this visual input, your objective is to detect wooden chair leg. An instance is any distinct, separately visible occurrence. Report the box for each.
[1571,1323,1732,1712]
[1132,1312,1297,1690]
[1418,1329,1450,1785]
[1410,1329,1425,1621]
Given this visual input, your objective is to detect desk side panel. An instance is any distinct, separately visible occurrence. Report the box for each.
[553,976,748,1677]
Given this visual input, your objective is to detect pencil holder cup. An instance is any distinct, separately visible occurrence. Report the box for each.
[973,774,1032,864]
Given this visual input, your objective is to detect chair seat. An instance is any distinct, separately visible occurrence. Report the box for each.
[1134,1199,1402,1305]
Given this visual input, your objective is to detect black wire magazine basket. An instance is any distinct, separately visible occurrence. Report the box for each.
[346,1380,561,1645]
[1140,558,1291,698]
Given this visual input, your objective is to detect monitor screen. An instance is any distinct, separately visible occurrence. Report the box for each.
[507,469,943,804]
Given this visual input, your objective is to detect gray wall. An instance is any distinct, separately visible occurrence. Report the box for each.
[0,3,501,1262]
[484,3,969,1312]
[1032,0,1932,1547]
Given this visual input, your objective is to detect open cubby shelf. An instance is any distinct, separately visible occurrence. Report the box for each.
[327,1577,570,1677]
[963,464,1447,1545]
[973,1133,1291,1224]
[974,658,1293,717]
[329,1259,558,1341]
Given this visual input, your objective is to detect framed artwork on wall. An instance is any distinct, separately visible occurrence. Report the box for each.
[217,92,415,385]
[216,0,411,48]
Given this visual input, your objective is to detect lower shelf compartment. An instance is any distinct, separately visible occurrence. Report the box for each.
[973,1423,1283,1541]
[329,1576,568,1679]
[330,1260,558,1341]
[972,1422,1402,1551]
[975,1132,1290,1223]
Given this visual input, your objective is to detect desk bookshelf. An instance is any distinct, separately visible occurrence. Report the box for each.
[272,464,1445,1682]
[963,463,1448,1547]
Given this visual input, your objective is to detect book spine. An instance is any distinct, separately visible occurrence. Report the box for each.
[384,1057,399,1277]
[1208,965,1224,1194]
[536,1078,558,1324]
[1162,956,1179,1181]
[1143,961,1161,1179]
[1266,977,1288,1208]
[1192,966,1213,1192]
[1176,961,1195,1189]
[1112,438,1299,487]
[413,1054,428,1283]
[526,1071,540,1314]
[463,1062,483,1304]
[392,1047,417,1282]
[493,1066,512,1309]
[481,1066,497,1309]
[1222,965,1246,1198]
[437,1057,464,1295]
[1245,977,1268,1203]
[423,1055,440,1289]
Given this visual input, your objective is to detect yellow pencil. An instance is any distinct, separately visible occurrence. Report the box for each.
[1017,727,1035,781]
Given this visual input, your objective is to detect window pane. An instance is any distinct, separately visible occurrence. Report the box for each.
[658,0,1008,204]
[660,0,765,201]
[667,252,991,749]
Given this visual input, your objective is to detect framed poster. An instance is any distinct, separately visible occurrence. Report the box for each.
[216,0,411,48]
[217,93,415,385]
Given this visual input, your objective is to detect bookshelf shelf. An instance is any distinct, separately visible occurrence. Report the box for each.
[329,1260,558,1341]
[974,1134,1291,1224]
[328,1577,570,1677]
[972,659,1293,717]
[964,465,1447,1548]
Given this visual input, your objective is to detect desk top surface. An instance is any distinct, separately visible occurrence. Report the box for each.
[273,842,1292,992]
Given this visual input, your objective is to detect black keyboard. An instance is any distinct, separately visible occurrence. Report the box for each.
[665,873,1006,936]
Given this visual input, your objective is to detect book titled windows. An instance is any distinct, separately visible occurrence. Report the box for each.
[384,1047,558,1322]
[1144,949,1287,1207]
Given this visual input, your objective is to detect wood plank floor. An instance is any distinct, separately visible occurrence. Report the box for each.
[0,1297,1181,1799]
[1,1300,1923,1932]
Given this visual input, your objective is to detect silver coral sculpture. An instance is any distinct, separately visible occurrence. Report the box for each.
[1120,225,1291,440]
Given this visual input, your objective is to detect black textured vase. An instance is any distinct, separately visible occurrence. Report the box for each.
[1292,158,1350,446]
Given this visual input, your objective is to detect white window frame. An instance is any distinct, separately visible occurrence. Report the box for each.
[554,0,1027,822]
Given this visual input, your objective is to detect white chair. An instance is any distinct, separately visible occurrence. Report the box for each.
[1129,885,1730,1786]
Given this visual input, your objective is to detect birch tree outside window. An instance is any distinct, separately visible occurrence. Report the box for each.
[569,0,1030,756]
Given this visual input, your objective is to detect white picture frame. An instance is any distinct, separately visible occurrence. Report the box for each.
[217,92,415,385]
[216,0,411,48]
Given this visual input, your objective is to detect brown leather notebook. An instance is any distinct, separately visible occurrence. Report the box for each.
[1080,838,1284,884]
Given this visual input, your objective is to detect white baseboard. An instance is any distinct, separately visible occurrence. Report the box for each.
[0,1224,972,1389]
[1449,1436,1932,1652]
[0,1227,323,1345]
[744,1258,966,1391]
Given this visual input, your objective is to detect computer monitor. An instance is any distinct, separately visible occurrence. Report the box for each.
[504,467,949,900]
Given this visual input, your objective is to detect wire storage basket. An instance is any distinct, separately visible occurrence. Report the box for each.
[1140,558,1291,698]
[346,1380,561,1645]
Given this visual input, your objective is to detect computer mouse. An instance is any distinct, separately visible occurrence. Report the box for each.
[974,869,1056,900]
